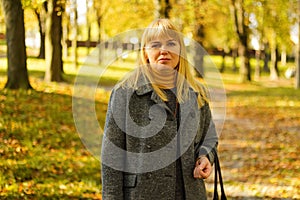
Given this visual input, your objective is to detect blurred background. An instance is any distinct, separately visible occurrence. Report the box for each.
[0,0,299,199]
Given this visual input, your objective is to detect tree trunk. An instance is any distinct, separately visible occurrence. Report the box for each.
[45,0,63,82]
[231,0,251,82]
[220,49,226,73]
[154,0,172,18]
[2,0,32,89]
[232,48,238,72]
[270,45,279,80]
[238,43,251,81]
[296,46,300,88]
[97,16,102,64]
[34,2,47,59]
[153,0,160,19]
[193,45,204,77]
[164,0,172,18]
[72,0,78,68]
[254,50,261,80]
[296,0,300,89]
[262,42,270,72]
[281,46,286,66]
[86,0,91,55]
[193,0,207,77]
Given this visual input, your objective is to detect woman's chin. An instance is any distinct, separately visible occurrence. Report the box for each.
[153,64,176,72]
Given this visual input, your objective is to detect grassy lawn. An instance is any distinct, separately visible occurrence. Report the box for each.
[0,51,300,199]
[0,90,103,199]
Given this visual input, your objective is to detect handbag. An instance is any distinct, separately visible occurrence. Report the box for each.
[212,148,227,200]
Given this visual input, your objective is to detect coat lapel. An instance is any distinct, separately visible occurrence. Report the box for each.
[135,75,171,112]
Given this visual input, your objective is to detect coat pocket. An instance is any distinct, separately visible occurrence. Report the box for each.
[123,174,137,188]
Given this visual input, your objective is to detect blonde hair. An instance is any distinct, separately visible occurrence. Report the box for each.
[118,18,208,107]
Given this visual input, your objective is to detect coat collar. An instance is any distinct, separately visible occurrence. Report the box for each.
[134,74,198,106]
[134,74,168,108]
[135,75,153,96]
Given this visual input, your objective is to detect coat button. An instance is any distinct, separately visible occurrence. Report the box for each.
[146,173,152,179]
[190,111,195,118]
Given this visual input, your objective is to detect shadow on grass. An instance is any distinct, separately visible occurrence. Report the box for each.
[0,68,119,91]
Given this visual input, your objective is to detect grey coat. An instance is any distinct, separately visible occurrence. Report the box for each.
[101,78,218,200]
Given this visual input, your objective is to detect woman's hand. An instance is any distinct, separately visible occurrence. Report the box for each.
[193,156,212,179]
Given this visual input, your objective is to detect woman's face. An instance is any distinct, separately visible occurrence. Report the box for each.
[145,37,180,71]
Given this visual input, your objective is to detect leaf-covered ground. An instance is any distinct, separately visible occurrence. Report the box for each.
[0,61,300,199]
[205,81,300,199]
[0,77,105,199]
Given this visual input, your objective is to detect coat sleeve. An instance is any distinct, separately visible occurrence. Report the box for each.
[196,102,218,165]
[101,88,126,199]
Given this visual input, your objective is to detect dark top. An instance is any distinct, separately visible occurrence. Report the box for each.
[164,89,186,200]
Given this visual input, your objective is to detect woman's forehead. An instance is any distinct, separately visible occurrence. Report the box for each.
[148,36,177,43]
[145,28,179,41]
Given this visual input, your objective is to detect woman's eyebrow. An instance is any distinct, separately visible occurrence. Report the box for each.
[167,39,179,44]
[149,39,177,44]
[149,41,161,44]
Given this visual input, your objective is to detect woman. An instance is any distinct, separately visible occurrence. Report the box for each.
[101,19,218,200]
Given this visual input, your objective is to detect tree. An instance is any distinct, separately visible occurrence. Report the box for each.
[70,0,78,68]
[261,1,286,80]
[231,0,251,82]
[92,0,154,63]
[192,0,207,77]
[171,0,208,77]
[204,0,238,73]
[93,0,109,63]
[2,0,32,89]
[253,0,293,80]
[85,0,92,55]
[23,0,47,59]
[296,0,300,89]
[154,0,172,19]
[33,1,47,59]
[44,0,64,82]
[172,0,238,73]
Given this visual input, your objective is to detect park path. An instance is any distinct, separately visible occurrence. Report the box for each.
[205,90,300,199]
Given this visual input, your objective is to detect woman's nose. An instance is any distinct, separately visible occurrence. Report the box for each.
[160,46,169,54]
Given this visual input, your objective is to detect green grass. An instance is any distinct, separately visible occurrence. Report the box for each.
[0,51,300,199]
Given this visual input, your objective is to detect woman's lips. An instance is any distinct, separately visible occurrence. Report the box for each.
[158,58,170,61]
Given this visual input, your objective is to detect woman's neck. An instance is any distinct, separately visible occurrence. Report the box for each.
[151,67,177,89]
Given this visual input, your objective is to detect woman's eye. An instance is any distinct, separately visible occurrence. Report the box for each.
[151,43,161,48]
[167,42,176,47]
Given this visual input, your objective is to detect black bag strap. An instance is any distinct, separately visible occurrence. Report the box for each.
[213,149,227,200]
